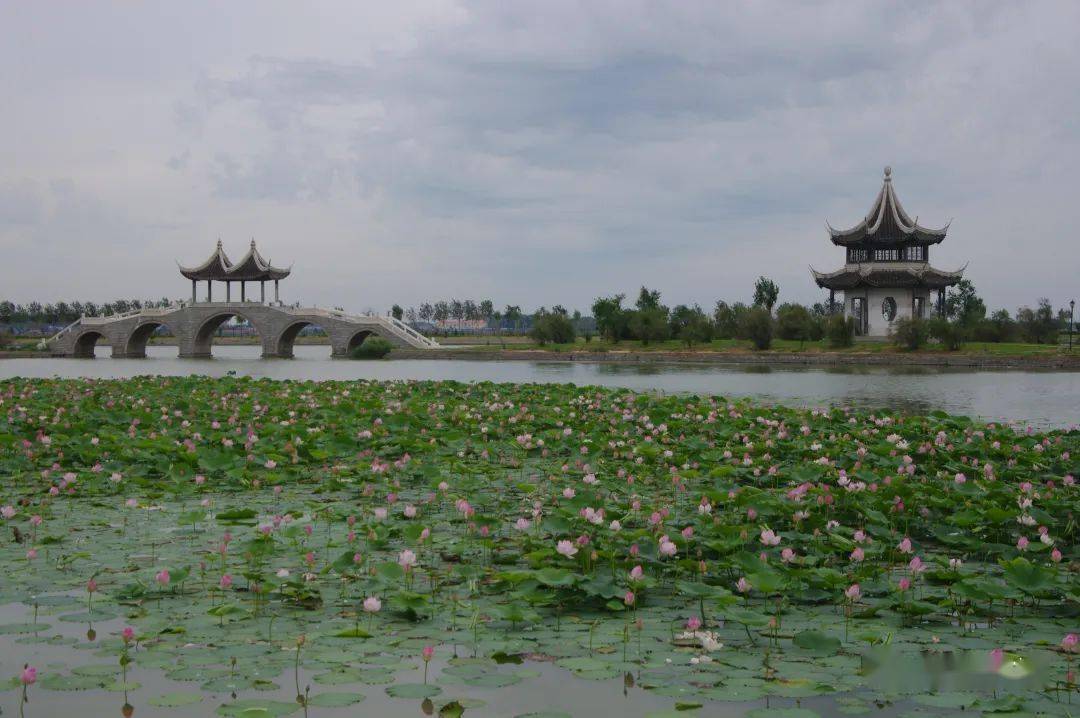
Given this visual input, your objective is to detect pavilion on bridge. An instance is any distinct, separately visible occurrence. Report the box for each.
[179,240,291,305]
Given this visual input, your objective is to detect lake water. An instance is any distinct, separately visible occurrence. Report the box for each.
[2,345,1078,427]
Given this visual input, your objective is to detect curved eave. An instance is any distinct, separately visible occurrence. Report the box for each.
[178,245,233,280]
[811,264,965,290]
[225,243,292,281]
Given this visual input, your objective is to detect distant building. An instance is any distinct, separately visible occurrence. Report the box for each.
[811,167,965,337]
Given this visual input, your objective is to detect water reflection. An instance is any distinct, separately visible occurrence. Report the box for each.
[2,345,1078,427]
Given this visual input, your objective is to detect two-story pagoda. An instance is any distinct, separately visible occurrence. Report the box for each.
[810,167,965,337]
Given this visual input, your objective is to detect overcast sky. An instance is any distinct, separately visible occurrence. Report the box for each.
[2,1,1078,314]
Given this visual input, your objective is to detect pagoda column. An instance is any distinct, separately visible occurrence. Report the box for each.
[226,282,231,303]
[274,280,279,304]
[828,289,835,314]
[191,280,196,305]
[207,280,212,303]
[241,282,246,302]
[260,281,265,304]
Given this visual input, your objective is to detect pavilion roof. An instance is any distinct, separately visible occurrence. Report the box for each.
[179,240,291,281]
[809,262,965,290]
[827,167,950,246]
[224,240,292,281]
[178,240,233,280]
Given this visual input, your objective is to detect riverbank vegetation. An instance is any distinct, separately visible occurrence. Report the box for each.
[0,377,1077,715]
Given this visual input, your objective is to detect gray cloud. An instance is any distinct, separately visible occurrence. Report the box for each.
[1,1,1078,314]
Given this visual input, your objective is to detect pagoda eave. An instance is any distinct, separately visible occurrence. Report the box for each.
[811,263,964,291]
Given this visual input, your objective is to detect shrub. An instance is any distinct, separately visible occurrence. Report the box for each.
[928,318,965,351]
[825,315,855,348]
[741,307,773,350]
[529,312,576,345]
[891,317,930,351]
[0,329,10,351]
[350,336,394,359]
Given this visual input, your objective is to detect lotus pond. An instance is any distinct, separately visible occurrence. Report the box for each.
[0,376,1077,718]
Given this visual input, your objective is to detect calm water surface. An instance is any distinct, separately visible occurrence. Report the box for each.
[3,345,1078,427]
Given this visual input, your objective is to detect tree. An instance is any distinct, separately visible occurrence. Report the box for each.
[592,294,629,342]
[944,279,986,327]
[741,306,773,350]
[503,305,523,332]
[391,304,404,320]
[1016,299,1058,344]
[753,276,779,312]
[529,309,576,345]
[433,301,450,323]
[774,303,813,342]
[635,286,662,312]
[479,299,494,322]
[669,304,713,347]
[418,303,434,322]
[629,308,669,345]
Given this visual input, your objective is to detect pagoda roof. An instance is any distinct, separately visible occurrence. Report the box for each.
[179,240,291,282]
[809,262,965,290]
[224,240,292,281]
[178,240,233,280]
[827,167,950,246]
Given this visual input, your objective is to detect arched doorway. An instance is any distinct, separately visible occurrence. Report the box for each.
[276,320,329,358]
[72,330,108,358]
[122,321,173,358]
[190,312,263,358]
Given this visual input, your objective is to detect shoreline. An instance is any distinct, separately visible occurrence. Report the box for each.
[4,346,1079,369]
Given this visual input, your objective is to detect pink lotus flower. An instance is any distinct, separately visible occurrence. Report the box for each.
[121,627,135,643]
[363,596,382,613]
[1,506,14,519]
[908,556,925,573]
[25,549,37,561]
[1051,548,1063,563]
[736,577,751,594]
[898,577,911,592]
[1063,633,1079,653]
[623,591,635,607]
[686,616,702,631]
[659,538,678,557]
[556,540,578,558]
[781,548,795,563]
[20,665,36,685]
[1016,536,1029,551]
[398,549,418,570]
[629,565,643,581]
[850,547,865,562]
[759,528,780,546]
[422,645,434,661]
[897,537,912,554]
[219,574,233,589]
[155,569,170,586]
[845,584,861,601]
[87,577,98,593]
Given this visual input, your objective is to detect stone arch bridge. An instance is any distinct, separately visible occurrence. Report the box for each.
[45,302,440,358]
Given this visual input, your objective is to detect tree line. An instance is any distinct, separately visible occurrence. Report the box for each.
[0,298,178,326]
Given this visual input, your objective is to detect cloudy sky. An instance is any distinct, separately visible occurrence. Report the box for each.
[2,1,1078,314]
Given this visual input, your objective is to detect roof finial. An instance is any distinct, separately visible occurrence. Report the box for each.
[250,238,256,248]
[883,166,892,180]
[216,238,222,248]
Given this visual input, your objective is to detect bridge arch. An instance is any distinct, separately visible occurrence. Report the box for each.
[275,320,330,358]
[345,329,375,355]
[188,311,267,359]
[121,320,173,358]
[71,329,108,358]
